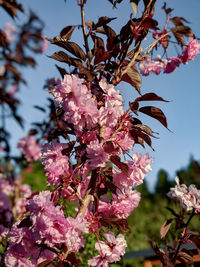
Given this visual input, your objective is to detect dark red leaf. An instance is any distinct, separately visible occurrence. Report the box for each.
[170,17,190,27]
[48,39,86,61]
[129,101,139,115]
[135,93,169,103]
[49,51,74,65]
[160,218,173,239]
[100,215,130,233]
[61,41,86,61]
[103,141,118,154]
[66,252,82,265]
[139,106,168,128]
[94,48,109,65]
[37,260,53,267]
[140,17,159,30]
[18,217,32,228]
[171,25,193,38]
[121,65,141,94]
[133,124,157,138]
[60,25,76,40]
[94,16,116,30]
[130,128,153,149]
[110,155,129,174]
[55,64,68,78]
[162,2,174,15]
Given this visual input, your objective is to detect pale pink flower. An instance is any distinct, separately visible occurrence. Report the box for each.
[26,191,70,247]
[113,153,153,190]
[41,140,71,186]
[88,255,109,267]
[4,22,16,43]
[8,86,18,98]
[15,184,32,215]
[113,130,135,152]
[41,36,48,52]
[52,74,99,132]
[180,38,200,64]
[79,130,97,145]
[26,191,88,251]
[98,189,141,219]
[98,81,124,128]
[0,178,14,196]
[88,231,127,265]
[5,252,35,267]
[112,189,141,218]
[139,56,165,76]
[167,177,200,213]
[64,214,89,251]
[32,36,48,53]
[86,140,109,169]
[18,135,41,162]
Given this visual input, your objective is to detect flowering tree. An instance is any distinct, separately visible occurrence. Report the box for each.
[0,0,200,266]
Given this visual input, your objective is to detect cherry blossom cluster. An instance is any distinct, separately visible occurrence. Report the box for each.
[4,73,154,266]
[139,38,200,76]
[167,177,200,213]
[0,174,32,252]
[18,135,41,162]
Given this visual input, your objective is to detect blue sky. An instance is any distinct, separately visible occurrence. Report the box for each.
[1,0,200,191]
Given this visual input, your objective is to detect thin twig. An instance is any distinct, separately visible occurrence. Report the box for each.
[172,209,195,263]
[80,0,91,67]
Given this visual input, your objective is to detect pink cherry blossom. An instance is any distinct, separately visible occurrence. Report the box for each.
[113,130,135,152]
[0,177,14,196]
[64,214,89,251]
[98,80,124,128]
[113,153,153,190]
[86,140,109,169]
[15,184,32,215]
[4,22,16,43]
[180,38,200,64]
[139,56,165,76]
[88,231,127,265]
[18,135,41,162]
[167,177,200,213]
[52,74,99,132]
[26,191,88,251]
[41,140,71,186]
[98,189,141,219]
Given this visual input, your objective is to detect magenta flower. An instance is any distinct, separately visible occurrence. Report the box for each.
[18,135,41,162]
[41,140,71,186]
[163,57,182,73]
